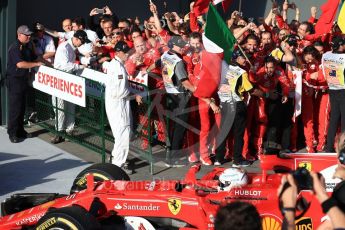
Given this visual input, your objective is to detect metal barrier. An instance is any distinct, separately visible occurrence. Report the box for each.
[34,79,160,174]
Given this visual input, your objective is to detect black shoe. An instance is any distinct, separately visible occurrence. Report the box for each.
[50,135,64,144]
[232,160,251,167]
[9,136,20,143]
[121,162,134,175]
[18,132,33,139]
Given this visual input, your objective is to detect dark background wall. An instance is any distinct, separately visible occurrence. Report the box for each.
[16,0,325,32]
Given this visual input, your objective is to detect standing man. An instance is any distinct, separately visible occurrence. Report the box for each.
[158,36,219,167]
[215,50,255,167]
[322,36,345,152]
[103,41,141,174]
[51,30,89,144]
[6,25,43,143]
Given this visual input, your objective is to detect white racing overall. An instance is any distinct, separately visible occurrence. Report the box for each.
[104,56,131,167]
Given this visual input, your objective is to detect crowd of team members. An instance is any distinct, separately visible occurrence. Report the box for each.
[34,0,345,167]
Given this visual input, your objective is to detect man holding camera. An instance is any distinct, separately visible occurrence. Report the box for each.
[279,133,345,229]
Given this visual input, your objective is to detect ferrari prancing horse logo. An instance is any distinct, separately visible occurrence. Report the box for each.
[168,198,181,215]
[298,161,312,171]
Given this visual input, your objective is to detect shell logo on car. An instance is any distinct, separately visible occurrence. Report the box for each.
[261,214,282,230]
[168,198,182,215]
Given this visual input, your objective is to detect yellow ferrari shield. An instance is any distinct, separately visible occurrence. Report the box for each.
[298,162,312,171]
[168,198,182,215]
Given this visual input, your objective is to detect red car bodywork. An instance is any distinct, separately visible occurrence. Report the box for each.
[0,153,339,230]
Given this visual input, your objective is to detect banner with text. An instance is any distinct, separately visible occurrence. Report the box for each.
[33,66,86,107]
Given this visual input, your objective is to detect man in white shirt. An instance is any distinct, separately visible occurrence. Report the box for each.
[51,30,89,144]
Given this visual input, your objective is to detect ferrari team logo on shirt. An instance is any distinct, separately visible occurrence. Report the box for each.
[168,198,182,215]
[298,161,312,171]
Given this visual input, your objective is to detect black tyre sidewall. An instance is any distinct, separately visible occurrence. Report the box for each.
[70,163,130,194]
[36,206,100,230]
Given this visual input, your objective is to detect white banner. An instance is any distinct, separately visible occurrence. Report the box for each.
[128,71,148,96]
[33,66,86,107]
[77,68,107,98]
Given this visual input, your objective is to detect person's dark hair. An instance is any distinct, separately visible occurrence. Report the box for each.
[178,23,191,36]
[131,28,142,36]
[118,18,131,27]
[264,55,277,65]
[99,14,112,21]
[244,34,259,44]
[190,32,202,41]
[300,21,315,34]
[73,17,86,28]
[215,202,262,230]
[102,17,113,24]
[313,40,324,48]
[303,45,321,62]
[289,19,300,33]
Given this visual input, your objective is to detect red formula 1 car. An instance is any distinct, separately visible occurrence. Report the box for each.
[0,153,339,230]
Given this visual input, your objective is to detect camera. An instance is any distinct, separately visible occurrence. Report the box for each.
[291,167,314,191]
[95,8,105,14]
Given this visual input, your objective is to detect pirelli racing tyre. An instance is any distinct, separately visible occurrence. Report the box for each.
[70,163,130,194]
[35,206,101,230]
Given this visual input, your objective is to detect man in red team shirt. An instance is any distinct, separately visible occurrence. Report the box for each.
[125,36,165,148]
[243,56,289,158]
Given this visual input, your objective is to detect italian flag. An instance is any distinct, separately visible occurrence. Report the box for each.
[194,0,233,16]
[194,3,236,98]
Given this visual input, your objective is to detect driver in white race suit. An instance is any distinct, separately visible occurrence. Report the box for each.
[103,41,142,175]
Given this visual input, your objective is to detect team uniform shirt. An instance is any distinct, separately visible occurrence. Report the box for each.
[183,50,202,86]
[54,39,83,73]
[78,29,99,65]
[159,51,188,94]
[303,61,328,90]
[103,56,131,101]
[103,56,131,167]
[249,66,290,97]
[59,30,99,65]
[125,47,162,89]
[321,51,345,90]
[219,62,253,102]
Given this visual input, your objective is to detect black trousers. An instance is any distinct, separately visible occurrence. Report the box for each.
[7,76,29,137]
[266,98,294,150]
[325,90,345,152]
[166,92,190,158]
[216,101,246,162]
[266,98,282,148]
[280,98,294,150]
